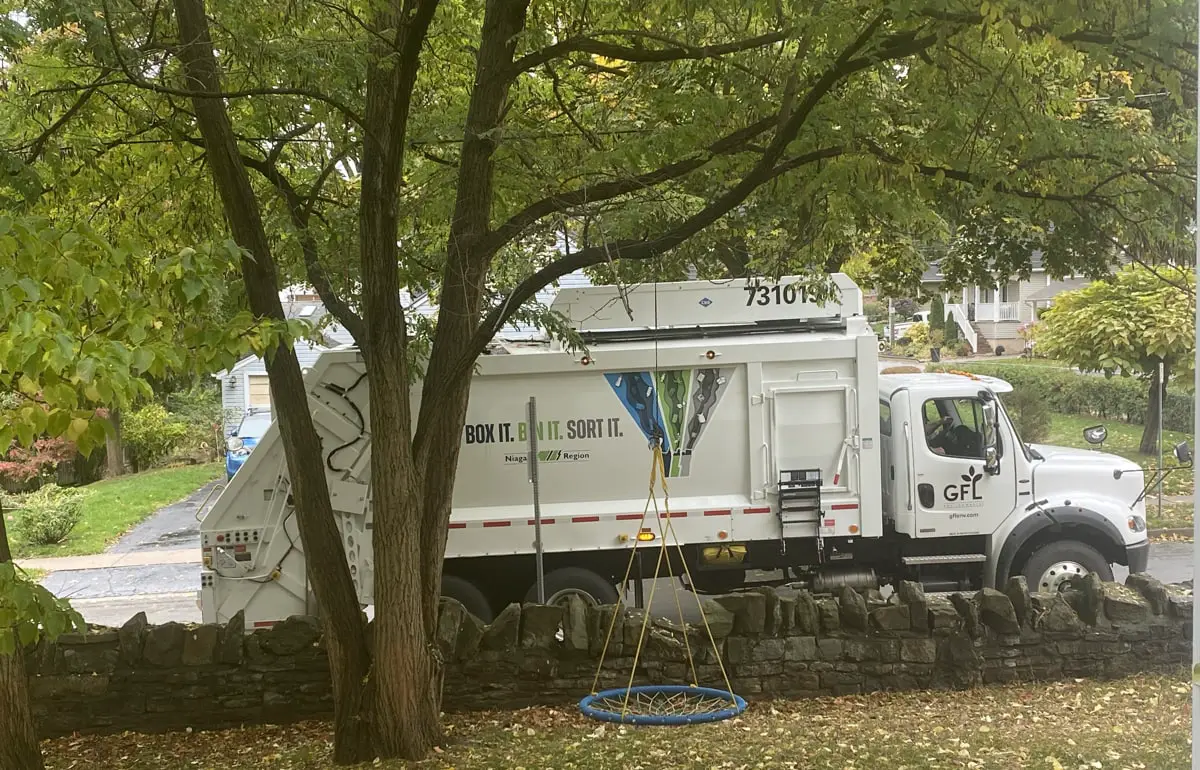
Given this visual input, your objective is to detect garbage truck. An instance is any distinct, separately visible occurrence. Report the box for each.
[199,274,1152,627]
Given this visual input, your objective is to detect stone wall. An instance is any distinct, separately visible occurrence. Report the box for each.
[29,573,1192,738]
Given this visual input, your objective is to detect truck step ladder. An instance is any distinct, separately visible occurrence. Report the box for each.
[778,468,823,538]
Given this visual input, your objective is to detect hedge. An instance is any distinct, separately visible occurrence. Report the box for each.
[931,363,1195,434]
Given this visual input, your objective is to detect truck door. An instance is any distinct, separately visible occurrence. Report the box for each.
[878,399,894,515]
[909,394,1016,537]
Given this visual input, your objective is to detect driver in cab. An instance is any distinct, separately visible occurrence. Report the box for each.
[924,400,984,459]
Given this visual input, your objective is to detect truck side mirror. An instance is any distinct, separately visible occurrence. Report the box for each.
[1083,425,1107,446]
[1174,441,1192,466]
[981,401,1000,475]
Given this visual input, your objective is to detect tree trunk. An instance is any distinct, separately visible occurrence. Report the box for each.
[350,0,446,757]
[0,503,44,770]
[105,408,127,477]
[716,238,750,278]
[173,0,375,763]
[1139,359,1167,456]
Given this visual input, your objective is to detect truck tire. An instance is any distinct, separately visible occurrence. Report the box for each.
[524,567,619,608]
[1020,540,1113,593]
[442,575,494,623]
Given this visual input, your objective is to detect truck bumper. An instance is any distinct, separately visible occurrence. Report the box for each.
[1125,539,1150,574]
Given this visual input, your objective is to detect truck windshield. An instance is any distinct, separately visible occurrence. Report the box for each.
[996,396,1040,461]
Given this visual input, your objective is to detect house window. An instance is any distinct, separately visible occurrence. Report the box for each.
[248,375,272,408]
[978,286,993,303]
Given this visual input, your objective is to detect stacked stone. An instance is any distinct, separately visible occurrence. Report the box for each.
[25,573,1192,738]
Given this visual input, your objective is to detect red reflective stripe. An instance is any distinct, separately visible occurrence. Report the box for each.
[527,518,557,525]
[449,522,467,530]
[482,521,511,528]
[572,515,600,523]
[744,507,771,514]
[659,511,687,518]
[615,513,643,521]
[253,621,276,628]
[704,509,732,517]
[831,503,859,511]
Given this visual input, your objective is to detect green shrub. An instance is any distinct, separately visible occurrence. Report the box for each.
[863,299,886,323]
[944,314,959,343]
[17,484,89,545]
[929,296,945,332]
[1002,387,1053,443]
[906,322,930,346]
[123,403,190,470]
[930,363,1194,433]
[165,385,223,459]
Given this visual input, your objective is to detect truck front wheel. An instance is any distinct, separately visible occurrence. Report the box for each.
[524,567,620,608]
[1020,540,1113,593]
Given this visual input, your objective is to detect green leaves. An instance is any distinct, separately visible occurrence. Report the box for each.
[0,214,251,457]
[0,561,85,656]
[1038,266,1196,386]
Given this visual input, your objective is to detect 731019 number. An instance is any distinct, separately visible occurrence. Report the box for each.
[744,284,805,306]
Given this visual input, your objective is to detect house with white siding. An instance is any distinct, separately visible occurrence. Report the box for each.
[920,250,1098,354]
[214,274,596,433]
[213,288,359,433]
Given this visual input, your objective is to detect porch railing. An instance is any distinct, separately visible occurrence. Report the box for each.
[945,304,978,352]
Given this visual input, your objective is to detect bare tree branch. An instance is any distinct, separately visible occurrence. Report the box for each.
[22,75,108,162]
[512,29,789,74]
[99,0,365,126]
[482,112,783,255]
[861,140,1150,203]
[237,152,367,343]
[446,15,942,377]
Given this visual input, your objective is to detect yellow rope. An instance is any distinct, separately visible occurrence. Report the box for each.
[652,445,736,701]
[588,441,738,715]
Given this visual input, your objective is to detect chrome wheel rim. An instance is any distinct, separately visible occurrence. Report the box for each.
[1038,560,1088,593]
[544,588,603,608]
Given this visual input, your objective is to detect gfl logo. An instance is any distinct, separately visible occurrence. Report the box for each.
[944,466,983,502]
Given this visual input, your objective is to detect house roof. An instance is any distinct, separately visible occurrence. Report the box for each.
[921,250,1046,283]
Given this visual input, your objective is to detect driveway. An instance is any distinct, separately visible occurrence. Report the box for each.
[106,479,220,553]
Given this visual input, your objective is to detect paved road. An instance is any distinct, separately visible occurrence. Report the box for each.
[44,540,1195,629]
[108,479,219,553]
[41,563,197,601]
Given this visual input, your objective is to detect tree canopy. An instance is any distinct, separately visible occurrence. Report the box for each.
[1037,264,1196,452]
[0,0,1195,763]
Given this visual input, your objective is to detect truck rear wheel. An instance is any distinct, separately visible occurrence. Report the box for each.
[442,575,494,622]
[1021,540,1113,593]
[524,567,620,608]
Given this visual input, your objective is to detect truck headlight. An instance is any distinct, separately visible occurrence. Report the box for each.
[226,437,244,452]
[1127,515,1146,533]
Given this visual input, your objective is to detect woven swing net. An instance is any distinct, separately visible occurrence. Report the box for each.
[578,442,747,726]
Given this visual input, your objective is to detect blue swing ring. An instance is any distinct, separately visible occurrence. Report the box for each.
[579,684,748,726]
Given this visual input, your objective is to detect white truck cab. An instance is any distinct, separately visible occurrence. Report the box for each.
[879,371,1150,593]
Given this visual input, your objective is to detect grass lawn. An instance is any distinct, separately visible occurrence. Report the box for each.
[1044,413,1193,497]
[1043,414,1194,533]
[8,463,221,559]
[40,673,1190,769]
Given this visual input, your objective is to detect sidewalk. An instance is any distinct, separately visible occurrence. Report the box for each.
[16,547,198,573]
